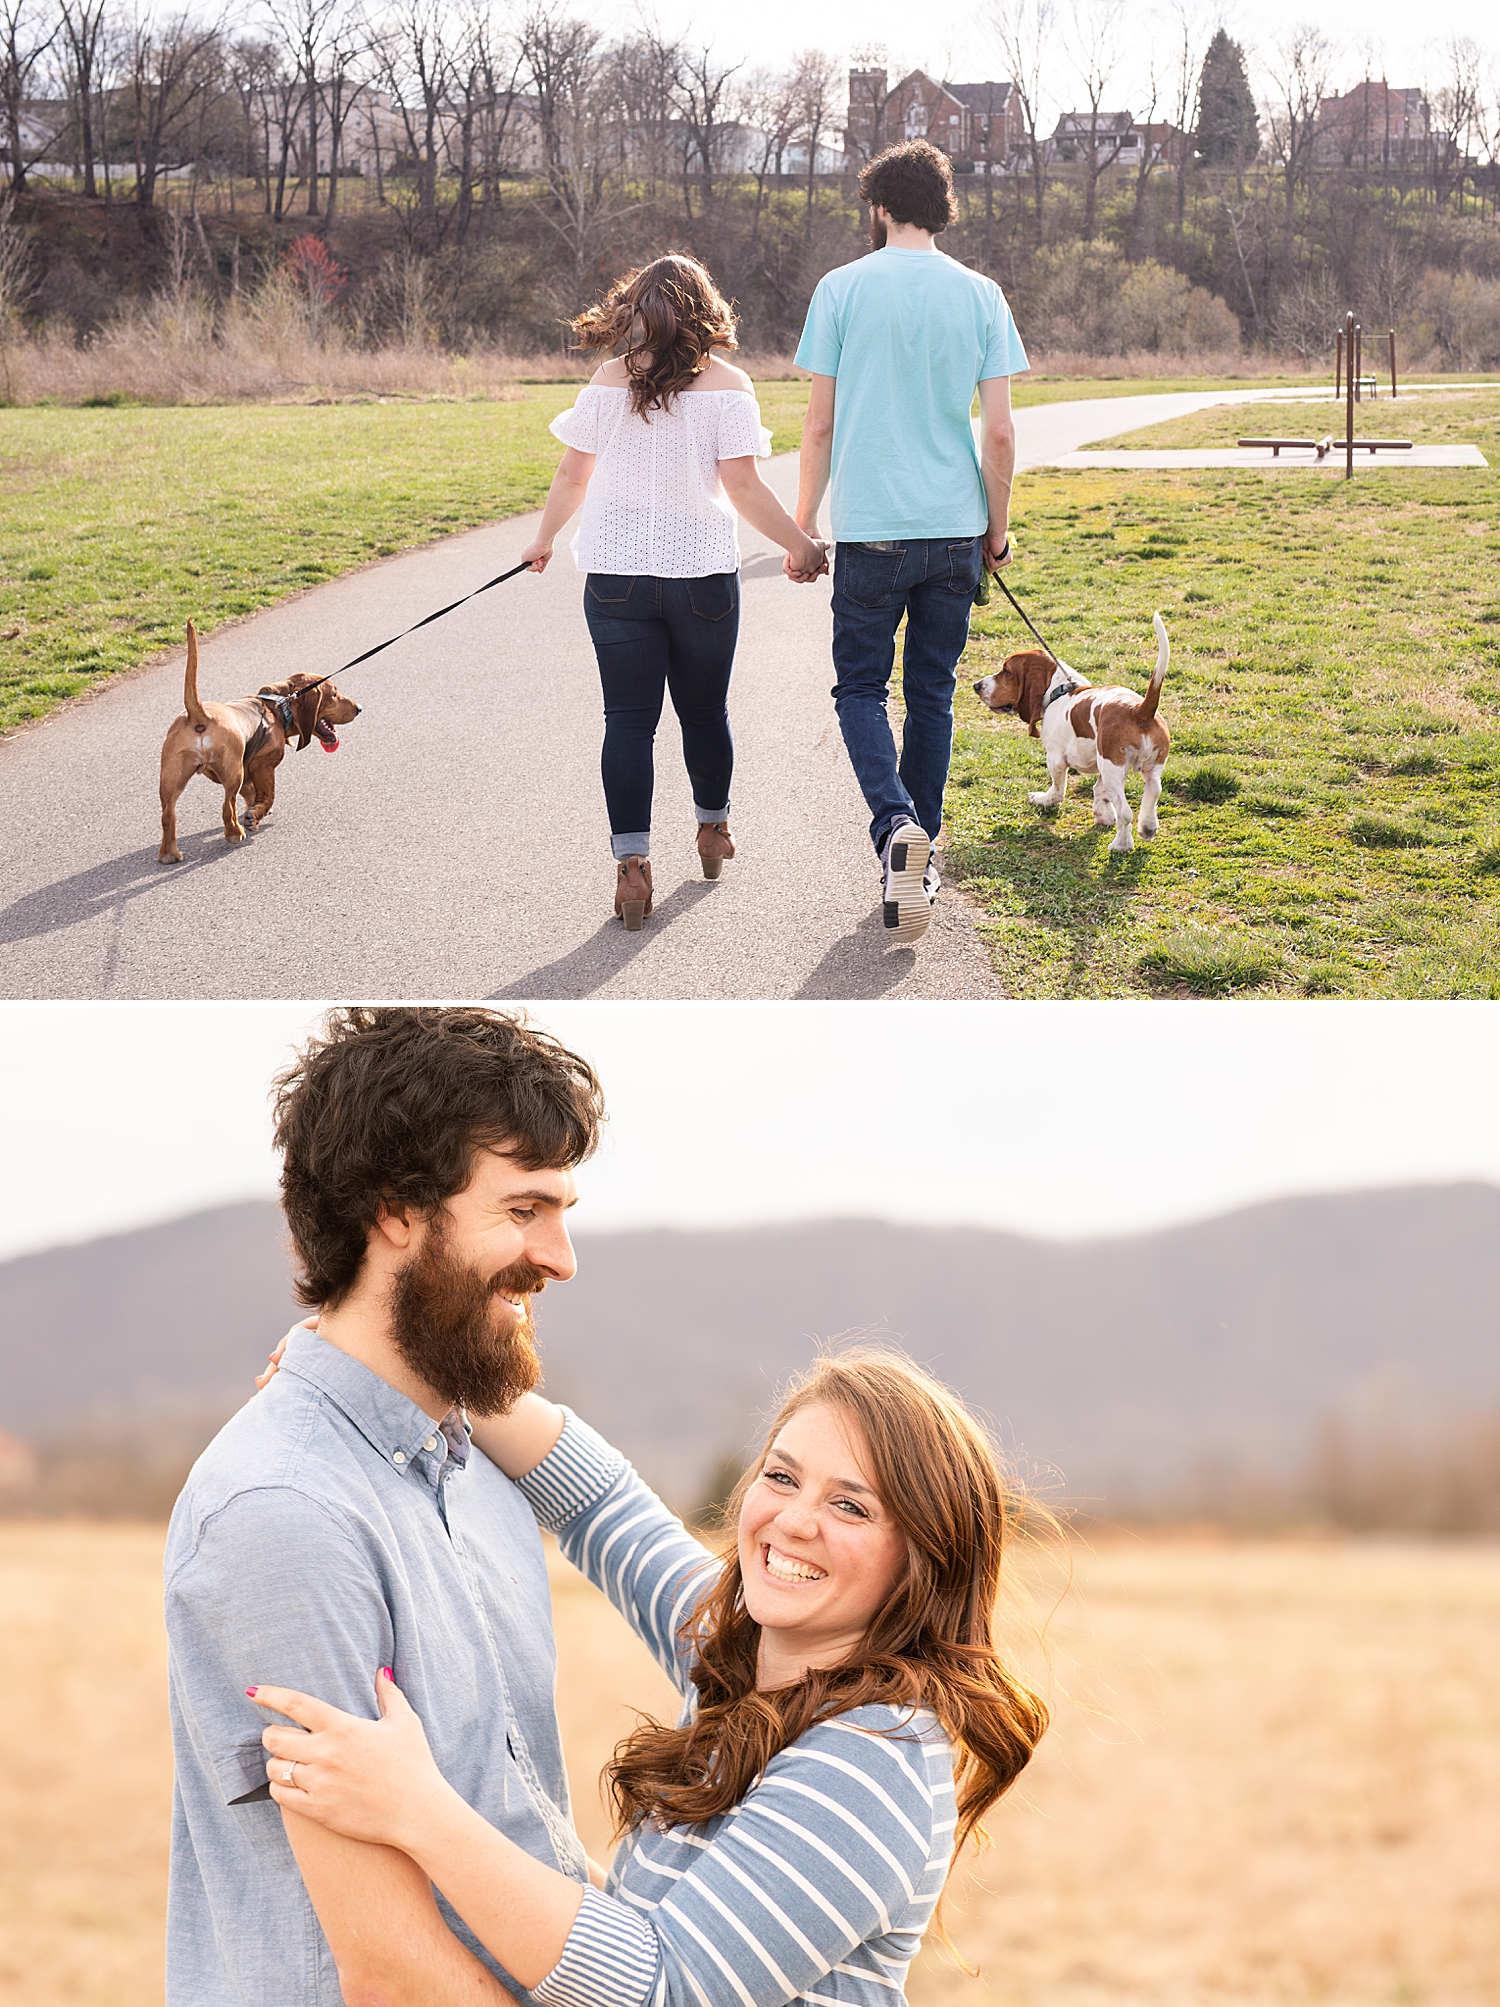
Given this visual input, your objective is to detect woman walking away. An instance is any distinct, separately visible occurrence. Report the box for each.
[249,1351,1050,2006]
[519,255,828,930]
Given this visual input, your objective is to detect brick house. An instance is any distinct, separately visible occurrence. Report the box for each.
[846,68,1021,170]
[1313,81,1428,167]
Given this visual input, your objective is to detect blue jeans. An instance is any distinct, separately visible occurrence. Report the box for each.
[583,572,739,859]
[830,536,983,855]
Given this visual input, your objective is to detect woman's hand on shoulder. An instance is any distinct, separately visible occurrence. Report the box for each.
[255,1320,316,1390]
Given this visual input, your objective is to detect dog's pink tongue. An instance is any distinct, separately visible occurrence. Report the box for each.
[316,725,339,752]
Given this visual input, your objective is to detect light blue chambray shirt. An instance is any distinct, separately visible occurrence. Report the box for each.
[164,1326,586,2006]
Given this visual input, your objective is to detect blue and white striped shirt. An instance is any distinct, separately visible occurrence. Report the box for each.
[517,1415,958,2007]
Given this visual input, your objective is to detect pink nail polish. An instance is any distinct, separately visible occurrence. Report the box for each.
[380,1666,393,1680]
[245,1686,258,1698]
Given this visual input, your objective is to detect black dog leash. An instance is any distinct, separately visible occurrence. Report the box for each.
[986,557,1080,713]
[993,570,1061,664]
[296,559,534,697]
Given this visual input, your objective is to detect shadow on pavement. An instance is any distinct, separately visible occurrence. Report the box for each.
[793,906,917,999]
[0,828,238,952]
[492,878,717,998]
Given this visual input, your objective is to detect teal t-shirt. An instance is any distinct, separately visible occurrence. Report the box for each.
[793,247,1028,541]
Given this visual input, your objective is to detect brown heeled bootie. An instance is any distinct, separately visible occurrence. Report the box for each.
[614,856,653,931]
[696,822,735,881]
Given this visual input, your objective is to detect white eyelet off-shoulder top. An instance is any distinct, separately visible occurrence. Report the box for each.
[549,384,772,578]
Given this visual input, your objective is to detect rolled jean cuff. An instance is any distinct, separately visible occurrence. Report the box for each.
[693,802,730,823]
[610,831,651,860]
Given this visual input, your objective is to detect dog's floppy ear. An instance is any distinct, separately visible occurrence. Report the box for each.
[290,684,322,751]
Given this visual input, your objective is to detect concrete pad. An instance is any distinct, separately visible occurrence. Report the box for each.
[1049,444,1490,470]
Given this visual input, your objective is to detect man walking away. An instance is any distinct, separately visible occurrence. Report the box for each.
[792,140,1026,944]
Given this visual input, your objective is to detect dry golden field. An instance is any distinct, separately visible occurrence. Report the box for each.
[2,1525,1497,2007]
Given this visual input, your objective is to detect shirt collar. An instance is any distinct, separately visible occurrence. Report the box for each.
[279,1326,469,1477]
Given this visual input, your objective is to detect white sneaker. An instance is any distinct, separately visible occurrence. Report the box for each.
[924,859,940,903]
[881,820,932,944]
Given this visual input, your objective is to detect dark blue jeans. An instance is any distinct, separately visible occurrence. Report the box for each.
[583,572,739,859]
[830,536,983,855]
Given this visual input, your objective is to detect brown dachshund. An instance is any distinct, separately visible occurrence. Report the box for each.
[157,622,361,863]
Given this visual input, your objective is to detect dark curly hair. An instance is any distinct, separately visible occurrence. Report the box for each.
[858,140,959,234]
[273,1007,604,1309]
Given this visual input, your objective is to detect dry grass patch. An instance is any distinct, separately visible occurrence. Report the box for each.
[4,1526,1499,2007]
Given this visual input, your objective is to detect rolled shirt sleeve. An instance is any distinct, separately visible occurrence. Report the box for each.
[166,1487,394,1806]
[530,1710,947,2007]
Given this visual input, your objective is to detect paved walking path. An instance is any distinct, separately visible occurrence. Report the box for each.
[0,381,1431,1002]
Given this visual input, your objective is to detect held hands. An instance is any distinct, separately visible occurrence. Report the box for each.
[783,531,829,585]
[519,538,553,575]
[251,1670,451,1854]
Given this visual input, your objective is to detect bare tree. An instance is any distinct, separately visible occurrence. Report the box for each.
[788,45,837,235]
[988,0,1054,248]
[0,0,57,193]
[123,9,226,209]
[59,0,108,195]
[370,0,456,245]
[734,63,798,235]
[1163,0,1208,243]
[315,5,363,222]
[1063,0,1130,240]
[518,1,636,292]
[675,36,741,218]
[1428,37,1484,210]
[1260,25,1335,277]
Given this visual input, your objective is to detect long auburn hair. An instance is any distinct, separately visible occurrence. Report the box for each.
[606,1353,1050,1869]
[570,254,738,417]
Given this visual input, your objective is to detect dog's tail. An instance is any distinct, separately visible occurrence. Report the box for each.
[1136,611,1169,724]
[183,620,210,729]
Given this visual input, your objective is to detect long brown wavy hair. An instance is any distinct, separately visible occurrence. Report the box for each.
[606,1353,1050,1871]
[570,254,738,417]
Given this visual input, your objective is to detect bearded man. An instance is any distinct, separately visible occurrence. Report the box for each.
[163,1006,604,2006]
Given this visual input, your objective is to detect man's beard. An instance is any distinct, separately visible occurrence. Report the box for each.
[869,214,887,250]
[388,1215,545,1417]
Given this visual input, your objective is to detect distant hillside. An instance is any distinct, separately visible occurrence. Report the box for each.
[4,1185,1497,1511]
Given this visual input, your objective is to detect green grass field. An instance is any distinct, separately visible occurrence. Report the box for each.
[0,380,812,736]
[6,372,1498,996]
[946,385,1500,997]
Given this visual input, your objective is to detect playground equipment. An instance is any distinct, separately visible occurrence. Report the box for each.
[1335,320,1399,401]
[1234,315,1410,477]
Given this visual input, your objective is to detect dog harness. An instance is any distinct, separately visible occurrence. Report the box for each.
[256,690,297,738]
[1041,673,1083,715]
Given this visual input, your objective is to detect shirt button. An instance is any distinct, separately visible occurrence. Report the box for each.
[393,1451,407,1464]
[424,1438,437,1452]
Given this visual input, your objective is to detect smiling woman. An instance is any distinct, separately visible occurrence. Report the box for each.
[243,1353,1048,2007]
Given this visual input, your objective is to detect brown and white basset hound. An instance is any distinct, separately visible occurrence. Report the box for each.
[157,621,361,863]
[972,612,1170,854]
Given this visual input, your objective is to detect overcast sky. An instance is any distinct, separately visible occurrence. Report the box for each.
[594,0,1482,137]
[2,1001,1495,1264]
